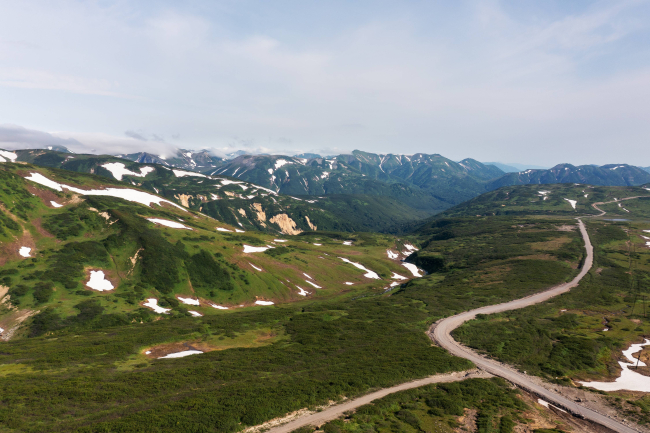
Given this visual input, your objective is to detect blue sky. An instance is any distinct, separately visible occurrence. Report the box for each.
[0,0,649,165]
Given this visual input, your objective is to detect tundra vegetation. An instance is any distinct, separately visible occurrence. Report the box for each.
[1,159,649,431]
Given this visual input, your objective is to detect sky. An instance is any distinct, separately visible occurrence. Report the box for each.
[0,0,649,166]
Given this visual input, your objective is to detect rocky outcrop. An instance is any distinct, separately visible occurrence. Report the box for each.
[269,213,303,235]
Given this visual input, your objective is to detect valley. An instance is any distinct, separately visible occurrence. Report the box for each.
[1,148,650,432]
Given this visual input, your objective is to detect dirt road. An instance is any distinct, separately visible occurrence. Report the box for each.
[430,219,639,433]
[258,370,493,433]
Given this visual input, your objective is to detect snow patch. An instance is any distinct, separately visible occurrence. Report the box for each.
[339,258,380,279]
[386,250,399,259]
[580,339,650,391]
[209,303,229,310]
[403,244,418,252]
[342,241,353,246]
[255,300,274,306]
[305,280,321,289]
[216,227,232,232]
[564,198,577,209]
[50,201,63,207]
[172,169,206,178]
[274,239,288,242]
[274,159,289,169]
[147,218,192,229]
[25,172,186,211]
[188,311,203,317]
[249,262,262,271]
[402,263,422,277]
[143,298,171,314]
[177,296,200,306]
[344,282,354,285]
[158,350,203,359]
[313,243,322,246]
[0,150,17,162]
[86,270,114,291]
[243,245,271,253]
[101,163,154,180]
[296,286,309,296]
[18,247,31,257]
[391,272,407,280]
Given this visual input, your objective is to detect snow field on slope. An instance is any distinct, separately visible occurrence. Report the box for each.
[177,296,200,306]
[564,198,577,209]
[580,339,650,391]
[25,172,186,211]
[243,245,272,253]
[338,258,380,279]
[101,163,154,180]
[402,263,422,277]
[147,218,192,229]
[172,169,207,178]
[158,350,203,359]
[0,150,17,162]
[255,300,274,306]
[143,298,171,314]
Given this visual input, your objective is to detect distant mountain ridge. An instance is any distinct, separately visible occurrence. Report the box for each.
[9,147,650,220]
[118,149,224,171]
[487,163,650,189]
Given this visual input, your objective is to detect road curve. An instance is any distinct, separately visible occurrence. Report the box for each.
[430,219,639,433]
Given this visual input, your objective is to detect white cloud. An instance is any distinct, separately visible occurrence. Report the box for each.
[0,1,649,165]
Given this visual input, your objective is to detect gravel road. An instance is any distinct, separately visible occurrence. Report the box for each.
[430,219,639,433]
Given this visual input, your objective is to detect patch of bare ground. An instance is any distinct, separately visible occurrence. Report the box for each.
[531,236,572,251]
[0,309,38,341]
[25,184,62,206]
[242,401,341,433]
[0,231,35,266]
[557,225,577,232]
[31,218,54,238]
[456,408,477,432]
[143,341,209,358]
[513,254,557,261]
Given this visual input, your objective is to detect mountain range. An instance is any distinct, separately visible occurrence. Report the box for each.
[7,148,650,231]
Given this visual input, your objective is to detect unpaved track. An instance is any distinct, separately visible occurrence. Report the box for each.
[261,370,493,433]
[431,219,639,433]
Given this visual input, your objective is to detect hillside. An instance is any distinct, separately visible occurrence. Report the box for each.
[10,149,428,233]
[0,158,427,339]
[432,183,650,218]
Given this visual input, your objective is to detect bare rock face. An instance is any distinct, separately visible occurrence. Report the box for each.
[269,213,303,235]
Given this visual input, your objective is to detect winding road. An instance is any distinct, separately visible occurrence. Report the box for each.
[430,219,638,433]
[263,198,650,433]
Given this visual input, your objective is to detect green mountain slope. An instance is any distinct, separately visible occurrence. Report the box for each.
[433,183,650,218]
[0,160,425,338]
[10,149,428,233]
